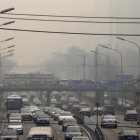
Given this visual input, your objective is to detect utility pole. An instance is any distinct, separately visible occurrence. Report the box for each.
[83,54,86,80]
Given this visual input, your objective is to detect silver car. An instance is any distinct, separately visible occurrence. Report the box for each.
[7,120,23,135]
[101,115,117,128]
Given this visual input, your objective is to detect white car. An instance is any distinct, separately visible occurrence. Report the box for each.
[7,120,23,135]
[101,115,117,128]
[58,112,73,125]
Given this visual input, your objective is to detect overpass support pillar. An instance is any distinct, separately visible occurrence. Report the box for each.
[95,91,104,106]
[47,91,51,106]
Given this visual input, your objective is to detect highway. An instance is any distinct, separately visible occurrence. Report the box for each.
[1,118,66,140]
[93,115,140,140]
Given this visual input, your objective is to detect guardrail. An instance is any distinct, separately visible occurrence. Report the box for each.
[95,126,106,140]
[73,112,107,140]
[74,114,96,140]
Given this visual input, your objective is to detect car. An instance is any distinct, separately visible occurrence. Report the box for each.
[58,112,73,125]
[104,105,115,115]
[79,107,91,117]
[21,108,33,121]
[0,129,19,140]
[62,118,77,131]
[53,110,64,120]
[72,136,89,140]
[101,115,117,128]
[65,126,82,140]
[36,114,50,126]
[29,106,39,114]
[92,107,104,116]
[32,110,45,122]
[7,120,23,135]
[9,113,22,121]
[118,129,139,140]
[124,110,138,121]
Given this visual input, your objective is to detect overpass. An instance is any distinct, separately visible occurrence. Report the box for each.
[1,73,139,105]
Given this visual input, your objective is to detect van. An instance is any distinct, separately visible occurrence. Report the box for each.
[124,110,138,121]
[27,127,54,140]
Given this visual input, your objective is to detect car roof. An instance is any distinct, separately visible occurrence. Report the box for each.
[122,130,137,135]
[28,127,52,137]
[126,110,137,114]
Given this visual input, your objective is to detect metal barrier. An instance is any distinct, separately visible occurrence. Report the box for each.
[95,126,106,140]
[74,113,106,140]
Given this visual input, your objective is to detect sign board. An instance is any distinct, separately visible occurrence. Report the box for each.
[108,80,122,90]
[120,75,133,79]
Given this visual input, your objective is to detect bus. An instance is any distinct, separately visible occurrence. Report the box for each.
[6,95,22,117]
[27,127,54,140]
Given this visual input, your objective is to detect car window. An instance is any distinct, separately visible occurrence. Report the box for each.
[66,127,80,132]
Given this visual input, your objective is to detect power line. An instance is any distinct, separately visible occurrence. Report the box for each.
[1,27,140,36]
[1,16,140,24]
[5,13,140,20]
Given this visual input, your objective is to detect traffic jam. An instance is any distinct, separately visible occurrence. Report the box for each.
[0,93,140,140]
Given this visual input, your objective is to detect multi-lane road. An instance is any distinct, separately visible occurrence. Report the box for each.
[93,114,140,140]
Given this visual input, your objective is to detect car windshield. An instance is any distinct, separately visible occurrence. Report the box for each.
[28,136,52,140]
[2,129,17,136]
[66,127,80,132]
[61,112,71,116]
[21,108,31,113]
[72,138,89,140]
[9,122,22,125]
[10,113,21,117]
[104,116,115,119]
[64,119,76,123]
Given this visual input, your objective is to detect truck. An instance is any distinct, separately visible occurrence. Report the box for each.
[6,95,22,117]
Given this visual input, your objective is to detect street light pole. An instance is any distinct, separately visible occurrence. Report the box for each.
[101,45,124,113]
[91,50,110,103]
[117,37,140,76]
[95,44,101,84]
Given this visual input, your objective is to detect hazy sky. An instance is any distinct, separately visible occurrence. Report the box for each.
[0,0,140,73]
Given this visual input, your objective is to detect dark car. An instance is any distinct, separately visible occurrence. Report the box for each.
[79,107,91,117]
[118,129,139,140]
[21,108,33,121]
[124,110,138,121]
[104,105,115,115]
[62,118,77,131]
[1,129,19,140]
[36,114,50,126]
[65,126,82,140]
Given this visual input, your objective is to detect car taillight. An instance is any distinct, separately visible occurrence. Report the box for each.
[115,120,117,123]
[103,120,106,123]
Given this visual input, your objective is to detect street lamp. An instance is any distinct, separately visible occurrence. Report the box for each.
[0,45,15,51]
[117,37,140,76]
[0,21,15,26]
[101,45,124,112]
[0,8,15,14]
[95,44,102,83]
[0,37,14,43]
[91,50,110,103]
